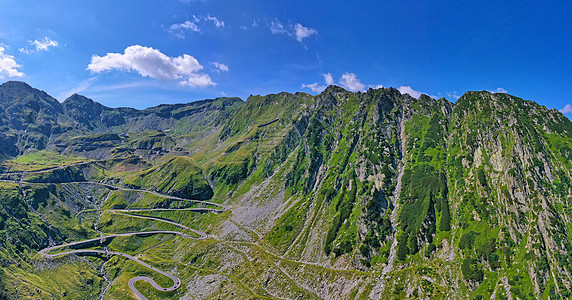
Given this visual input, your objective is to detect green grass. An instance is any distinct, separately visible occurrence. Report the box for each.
[267,197,310,253]
[2,89,572,299]
[2,150,88,172]
[123,156,213,200]
[2,258,103,299]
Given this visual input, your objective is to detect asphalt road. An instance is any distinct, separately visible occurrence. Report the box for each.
[84,181,227,210]
[39,230,194,257]
[5,168,229,300]
[42,246,182,300]
[110,209,208,239]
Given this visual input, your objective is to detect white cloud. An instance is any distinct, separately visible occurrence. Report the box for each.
[270,20,317,43]
[447,92,460,100]
[212,62,229,72]
[19,37,58,54]
[170,21,200,38]
[171,20,200,32]
[180,73,215,87]
[89,80,156,93]
[32,38,58,51]
[169,15,225,38]
[87,45,214,87]
[490,87,508,93]
[323,73,334,85]
[398,86,422,98]
[270,20,287,34]
[369,84,384,89]
[302,83,326,93]
[206,16,225,28]
[294,23,317,42]
[339,72,365,91]
[303,72,332,93]
[560,104,572,114]
[0,47,24,78]
[59,76,99,99]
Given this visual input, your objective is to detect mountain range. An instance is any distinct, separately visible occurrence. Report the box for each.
[0,80,570,299]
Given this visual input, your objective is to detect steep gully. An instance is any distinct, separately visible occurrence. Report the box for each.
[0,166,227,300]
[383,111,407,275]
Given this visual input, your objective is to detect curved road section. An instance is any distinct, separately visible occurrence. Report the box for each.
[42,245,182,299]
[31,179,227,300]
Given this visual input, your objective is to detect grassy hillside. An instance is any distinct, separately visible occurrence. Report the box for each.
[0,83,570,299]
[124,156,213,200]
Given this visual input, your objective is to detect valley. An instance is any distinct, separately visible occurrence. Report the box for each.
[0,81,570,299]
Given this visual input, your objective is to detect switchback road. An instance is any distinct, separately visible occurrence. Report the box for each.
[0,168,226,300]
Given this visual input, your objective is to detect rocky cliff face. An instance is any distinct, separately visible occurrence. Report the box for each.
[445,92,572,298]
[0,81,570,299]
[0,81,63,154]
[209,87,572,299]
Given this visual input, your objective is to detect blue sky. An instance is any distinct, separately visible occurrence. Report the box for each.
[0,0,570,114]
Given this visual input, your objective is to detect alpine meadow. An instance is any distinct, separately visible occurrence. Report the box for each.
[0,1,570,299]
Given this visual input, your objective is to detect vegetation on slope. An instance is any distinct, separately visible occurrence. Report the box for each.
[0,82,570,299]
[124,156,213,200]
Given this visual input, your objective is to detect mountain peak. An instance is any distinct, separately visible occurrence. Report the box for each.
[0,80,62,111]
[63,93,102,107]
[0,80,33,90]
[0,81,571,299]
[323,84,348,94]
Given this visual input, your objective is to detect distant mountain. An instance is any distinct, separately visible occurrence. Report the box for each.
[0,81,243,157]
[0,81,63,155]
[0,81,570,299]
[62,93,128,129]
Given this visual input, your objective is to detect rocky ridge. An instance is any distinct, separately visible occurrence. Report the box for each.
[0,81,569,299]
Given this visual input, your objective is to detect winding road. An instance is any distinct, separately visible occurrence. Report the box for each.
[2,165,227,300]
[41,245,183,298]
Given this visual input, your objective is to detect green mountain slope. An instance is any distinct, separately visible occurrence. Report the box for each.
[0,82,570,299]
[0,81,243,158]
[124,156,213,200]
